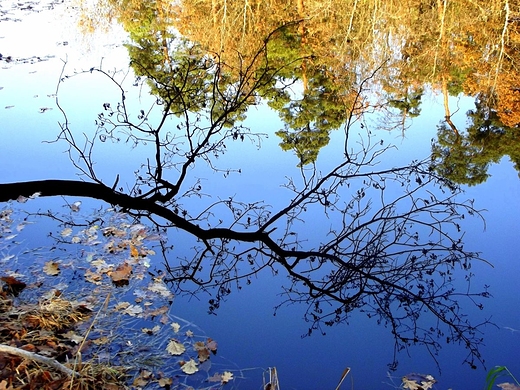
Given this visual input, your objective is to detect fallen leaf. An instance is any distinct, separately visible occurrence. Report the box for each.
[498,384,520,390]
[130,244,139,258]
[109,262,132,286]
[158,377,173,387]
[1,254,15,262]
[43,261,60,276]
[166,339,185,355]
[84,269,103,284]
[402,373,436,390]
[63,331,84,344]
[92,336,110,345]
[123,304,143,317]
[0,276,26,296]
[132,370,152,387]
[141,325,161,335]
[115,301,131,310]
[206,338,218,354]
[180,358,198,375]
[60,228,73,237]
[196,346,210,362]
[221,371,234,384]
[171,322,181,333]
[148,281,173,298]
[147,305,169,317]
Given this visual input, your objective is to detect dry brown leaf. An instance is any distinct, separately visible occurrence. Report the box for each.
[197,347,210,363]
[84,269,103,284]
[206,338,218,354]
[63,330,84,344]
[147,305,169,317]
[141,325,161,335]
[132,371,151,387]
[109,262,132,286]
[115,301,131,311]
[158,377,173,387]
[498,384,520,390]
[130,244,139,258]
[180,358,198,375]
[166,339,185,355]
[0,276,26,296]
[92,336,110,345]
[43,261,60,276]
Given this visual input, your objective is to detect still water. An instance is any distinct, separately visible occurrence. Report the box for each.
[1,1,520,389]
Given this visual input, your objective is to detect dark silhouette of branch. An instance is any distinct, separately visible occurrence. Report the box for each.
[0,27,492,371]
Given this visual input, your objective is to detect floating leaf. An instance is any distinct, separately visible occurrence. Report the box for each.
[93,336,110,345]
[497,384,520,390]
[166,339,185,355]
[132,370,152,387]
[171,322,181,333]
[63,331,84,344]
[402,373,436,390]
[1,254,15,262]
[122,304,143,317]
[16,195,28,203]
[115,302,131,311]
[61,228,73,237]
[84,269,103,284]
[195,344,210,363]
[141,325,161,335]
[130,244,139,258]
[206,338,218,354]
[158,377,173,387]
[148,280,173,298]
[0,276,26,296]
[43,261,61,276]
[221,371,234,384]
[110,262,132,286]
[180,358,198,375]
[15,223,26,232]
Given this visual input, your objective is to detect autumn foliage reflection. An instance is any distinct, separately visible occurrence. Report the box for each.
[0,26,493,371]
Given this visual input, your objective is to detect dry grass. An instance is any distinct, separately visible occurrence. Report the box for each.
[0,295,128,390]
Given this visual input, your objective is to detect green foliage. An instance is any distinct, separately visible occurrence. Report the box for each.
[388,87,424,118]
[275,124,330,166]
[485,366,520,390]
[432,96,520,185]
[256,24,354,165]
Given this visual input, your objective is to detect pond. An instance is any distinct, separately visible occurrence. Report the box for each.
[1,0,520,389]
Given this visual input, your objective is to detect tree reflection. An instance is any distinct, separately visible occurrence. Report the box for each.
[432,94,520,185]
[82,0,520,182]
[0,28,492,370]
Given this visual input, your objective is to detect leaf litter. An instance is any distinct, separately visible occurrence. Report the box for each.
[0,201,244,389]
